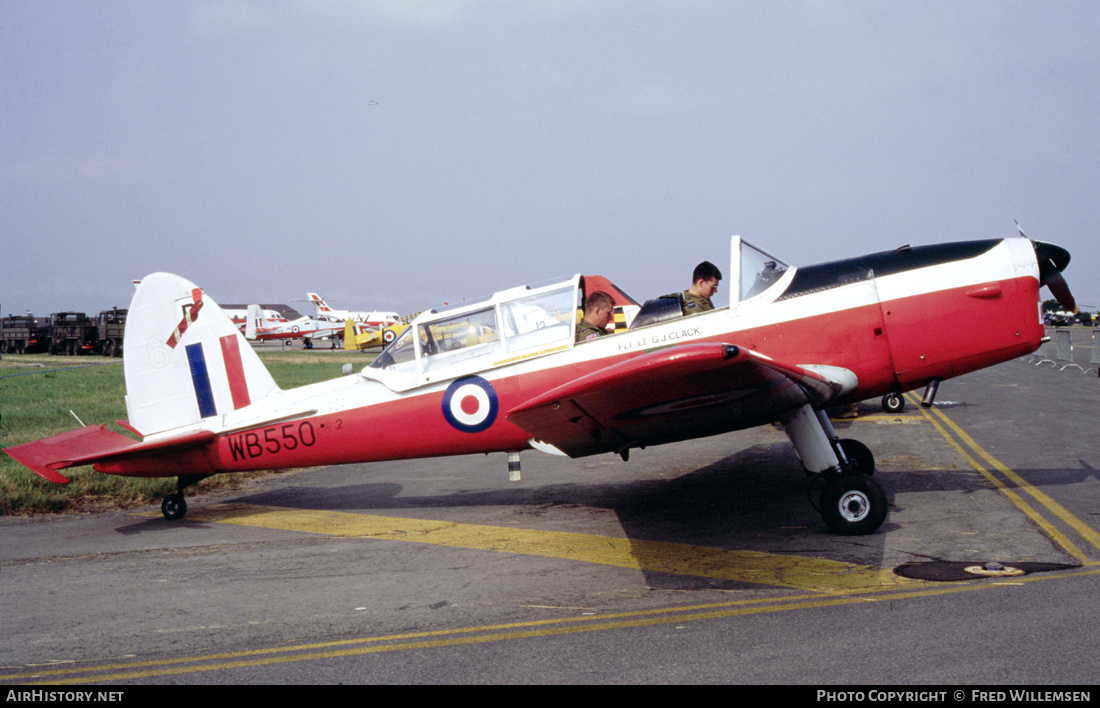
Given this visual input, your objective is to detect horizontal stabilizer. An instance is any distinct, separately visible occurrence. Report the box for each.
[4,426,215,484]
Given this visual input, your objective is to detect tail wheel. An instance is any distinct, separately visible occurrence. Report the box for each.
[820,473,888,535]
[161,494,187,520]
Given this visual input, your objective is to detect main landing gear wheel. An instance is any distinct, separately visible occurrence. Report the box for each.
[820,473,888,535]
[161,494,187,521]
[882,392,905,414]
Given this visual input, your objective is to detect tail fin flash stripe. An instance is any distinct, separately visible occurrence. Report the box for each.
[167,288,204,349]
[185,343,218,418]
[219,334,252,410]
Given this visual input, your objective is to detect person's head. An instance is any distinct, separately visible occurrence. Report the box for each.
[690,261,722,299]
[584,291,616,328]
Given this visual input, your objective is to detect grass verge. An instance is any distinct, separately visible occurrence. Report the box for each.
[0,348,373,516]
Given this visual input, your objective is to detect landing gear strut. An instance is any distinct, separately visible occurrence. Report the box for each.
[160,474,212,520]
[781,404,889,535]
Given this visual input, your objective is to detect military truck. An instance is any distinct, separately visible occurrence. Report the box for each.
[0,315,49,354]
[48,312,98,355]
[96,308,127,357]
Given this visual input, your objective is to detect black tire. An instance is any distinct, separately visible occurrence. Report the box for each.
[820,473,888,535]
[161,494,187,521]
[882,392,905,413]
[838,438,875,476]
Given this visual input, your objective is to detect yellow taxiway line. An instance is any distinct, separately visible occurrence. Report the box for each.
[905,392,1100,564]
[7,566,1099,685]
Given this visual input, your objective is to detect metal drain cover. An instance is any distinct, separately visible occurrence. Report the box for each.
[894,561,1077,582]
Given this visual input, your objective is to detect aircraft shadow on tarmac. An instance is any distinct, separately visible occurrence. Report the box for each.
[230,444,830,533]
[115,442,913,590]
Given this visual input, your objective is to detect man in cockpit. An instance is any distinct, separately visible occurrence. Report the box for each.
[576,291,616,342]
[681,261,722,314]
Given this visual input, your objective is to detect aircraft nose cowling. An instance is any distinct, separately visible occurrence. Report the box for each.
[1032,240,1077,314]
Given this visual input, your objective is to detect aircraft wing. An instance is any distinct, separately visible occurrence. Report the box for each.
[506,342,855,458]
[4,426,216,483]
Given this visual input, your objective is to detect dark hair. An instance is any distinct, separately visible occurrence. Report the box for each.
[692,261,722,283]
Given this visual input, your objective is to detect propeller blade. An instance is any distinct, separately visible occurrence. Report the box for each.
[1031,240,1077,314]
[1044,269,1077,314]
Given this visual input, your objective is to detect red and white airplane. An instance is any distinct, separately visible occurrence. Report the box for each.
[306,293,400,329]
[243,305,344,346]
[222,306,287,332]
[5,230,1075,535]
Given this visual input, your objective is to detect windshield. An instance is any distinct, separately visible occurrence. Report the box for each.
[422,307,499,357]
[370,325,417,369]
[739,241,789,301]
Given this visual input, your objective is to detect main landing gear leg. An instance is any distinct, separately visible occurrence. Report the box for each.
[161,474,212,521]
[780,404,888,535]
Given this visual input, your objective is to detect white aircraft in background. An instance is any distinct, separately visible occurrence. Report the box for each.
[244,305,343,348]
[306,293,400,329]
[223,306,287,332]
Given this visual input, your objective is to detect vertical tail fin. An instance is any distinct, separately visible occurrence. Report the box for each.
[344,319,358,350]
[307,293,332,314]
[245,304,262,340]
[124,274,279,436]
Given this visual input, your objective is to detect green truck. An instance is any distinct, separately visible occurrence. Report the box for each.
[0,315,50,354]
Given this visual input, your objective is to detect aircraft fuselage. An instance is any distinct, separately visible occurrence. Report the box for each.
[96,237,1045,478]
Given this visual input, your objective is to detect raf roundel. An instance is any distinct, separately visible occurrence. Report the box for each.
[441,376,499,433]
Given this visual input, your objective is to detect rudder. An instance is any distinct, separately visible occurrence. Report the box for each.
[124,274,280,436]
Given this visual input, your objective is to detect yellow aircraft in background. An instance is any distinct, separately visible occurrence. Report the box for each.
[344,319,410,351]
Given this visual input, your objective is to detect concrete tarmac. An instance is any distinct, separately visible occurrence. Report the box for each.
[1,345,1097,684]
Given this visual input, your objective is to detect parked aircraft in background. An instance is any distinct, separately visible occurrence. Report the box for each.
[223,307,287,332]
[6,230,1075,537]
[306,293,400,329]
[344,319,409,350]
[243,305,343,347]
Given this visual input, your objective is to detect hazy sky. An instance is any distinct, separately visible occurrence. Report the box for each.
[3,1,1098,319]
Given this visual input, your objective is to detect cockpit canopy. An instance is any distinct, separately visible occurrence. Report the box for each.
[364,236,792,391]
[370,276,579,377]
[367,275,639,389]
